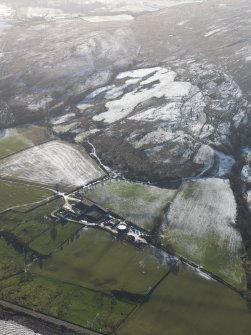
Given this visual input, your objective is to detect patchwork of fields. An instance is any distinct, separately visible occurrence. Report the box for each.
[0,133,250,334]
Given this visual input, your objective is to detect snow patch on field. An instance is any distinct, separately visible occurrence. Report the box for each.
[177,20,189,26]
[17,7,65,19]
[246,191,251,213]
[165,178,245,287]
[83,15,134,22]
[90,0,204,13]
[214,150,235,177]
[204,26,228,37]
[241,165,251,184]
[168,179,239,250]
[0,4,13,18]
[51,113,76,125]
[0,140,105,188]
[0,320,41,335]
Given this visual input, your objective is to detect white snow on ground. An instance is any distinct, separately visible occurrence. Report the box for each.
[204,26,228,37]
[193,144,214,176]
[51,113,76,125]
[0,320,41,335]
[84,0,204,13]
[168,179,241,254]
[83,15,134,22]
[246,191,251,213]
[214,150,235,177]
[117,67,161,79]
[17,7,65,19]
[53,122,80,135]
[93,67,194,123]
[81,85,115,103]
[241,165,251,184]
[0,140,105,188]
[0,4,13,18]
[129,103,181,123]
[105,84,129,100]
[131,128,186,149]
[177,20,189,26]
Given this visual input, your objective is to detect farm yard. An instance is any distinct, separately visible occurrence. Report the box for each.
[83,180,177,231]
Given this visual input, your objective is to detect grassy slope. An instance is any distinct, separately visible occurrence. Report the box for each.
[29,222,81,255]
[0,126,51,158]
[0,135,31,158]
[0,238,24,279]
[0,273,133,334]
[0,181,53,213]
[32,229,167,294]
[0,198,64,244]
[119,268,251,335]
[84,180,177,230]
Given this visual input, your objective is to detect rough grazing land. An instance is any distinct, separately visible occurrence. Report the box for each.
[164,178,246,288]
[0,140,105,189]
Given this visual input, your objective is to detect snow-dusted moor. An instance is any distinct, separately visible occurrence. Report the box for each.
[75,61,248,180]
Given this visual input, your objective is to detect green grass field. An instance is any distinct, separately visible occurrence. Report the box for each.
[84,180,177,231]
[29,222,81,255]
[0,198,64,244]
[0,135,31,158]
[0,181,54,213]
[0,273,133,334]
[0,126,52,158]
[118,267,251,335]
[32,229,168,294]
[0,237,24,279]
